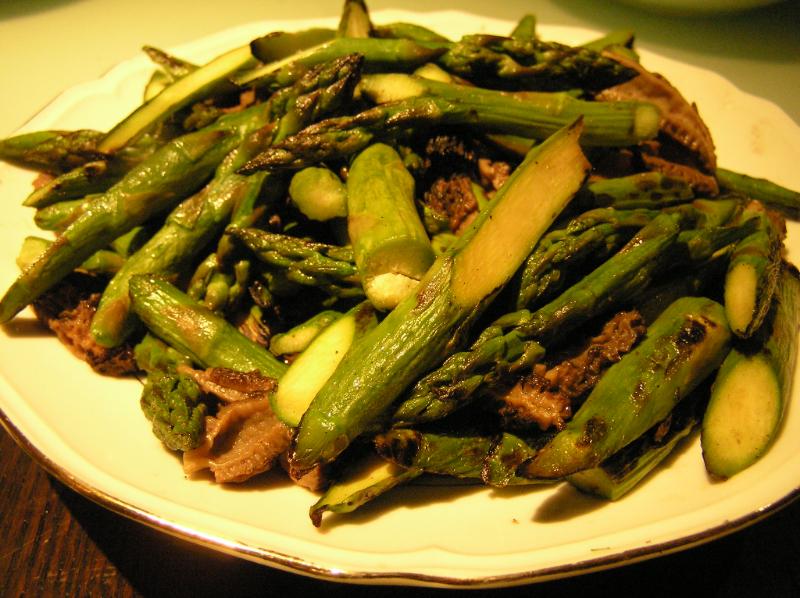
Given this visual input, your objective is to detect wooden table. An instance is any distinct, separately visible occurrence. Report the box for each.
[2,425,798,597]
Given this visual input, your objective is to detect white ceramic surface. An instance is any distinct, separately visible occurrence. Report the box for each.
[0,10,798,588]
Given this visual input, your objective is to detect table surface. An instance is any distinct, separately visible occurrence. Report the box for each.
[1,1,799,596]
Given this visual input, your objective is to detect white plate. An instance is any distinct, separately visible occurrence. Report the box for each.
[0,10,798,588]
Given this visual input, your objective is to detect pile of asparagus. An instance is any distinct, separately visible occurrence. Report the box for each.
[1,0,798,527]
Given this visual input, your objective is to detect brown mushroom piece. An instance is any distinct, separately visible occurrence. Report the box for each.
[596,52,719,195]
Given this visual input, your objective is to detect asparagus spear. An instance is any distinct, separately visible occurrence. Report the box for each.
[0,100,276,325]
[510,15,537,42]
[716,167,800,217]
[128,274,287,380]
[23,162,118,210]
[375,429,497,480]
[337,0,373,38]
[515,207,658,310]
[372,22,451,43]
[358,74,659,146]
[33,198,86,232]
[235,37,445,88]
[702,264,800,479]
[23,132,165,209]
[518,296,732,479]
[433,34,636,91]
[346,143,435,310]
[228,228,361,292]
[375,428,553,487]
[289,120,589,472]
[581,30,638,63]
[239,79,660,172]
[140,369,208,451]
[576,172,694,210]
[568,391,702,499]
[482,432,551,487]
[0,129,105,174]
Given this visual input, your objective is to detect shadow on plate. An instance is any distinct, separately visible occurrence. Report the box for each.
[0,0,83,20]
[1,315,50,338]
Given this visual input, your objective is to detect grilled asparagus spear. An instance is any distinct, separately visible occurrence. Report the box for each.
[128,274,287,380]
[0,129,105,174]
[716,167,800,217]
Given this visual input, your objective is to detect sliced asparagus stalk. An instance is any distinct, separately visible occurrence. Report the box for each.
[288,166,348,221]
[724,202,784,338]
[309,452,420,527]
[518,296,731,479]
[289,120,589,473]
[142,46,199,101]
[702,264,800,479]
[346,143,435,310]
[273,301,377,427]
[98,43,257,153]
[269,309,342,356]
